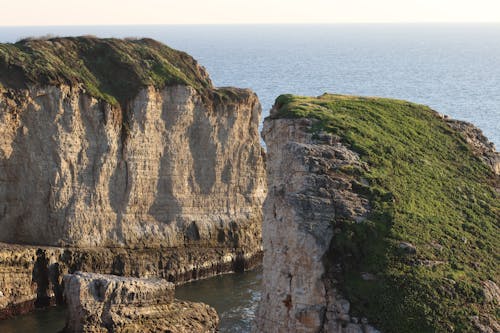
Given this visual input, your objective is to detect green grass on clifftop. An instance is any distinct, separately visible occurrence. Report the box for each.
[0,37,213,107]
[272,94,499,332]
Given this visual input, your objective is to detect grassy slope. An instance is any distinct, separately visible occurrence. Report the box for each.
[272,94,499,332]
[0,37,213,108]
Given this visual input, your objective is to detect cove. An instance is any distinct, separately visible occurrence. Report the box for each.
[0,269,262,333]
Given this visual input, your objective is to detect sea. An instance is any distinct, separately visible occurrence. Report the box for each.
[0,24,498,332]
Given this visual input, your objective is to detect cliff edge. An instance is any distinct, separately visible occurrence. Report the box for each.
[255,94,499,332]
[0,37,266,317]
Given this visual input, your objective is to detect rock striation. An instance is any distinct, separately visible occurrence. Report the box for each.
[0,37,265,317]
[63,272,218,333]
[0,243,259,319]
[0,83,264,249]
[254,116,378,333]
[255,94,499,333]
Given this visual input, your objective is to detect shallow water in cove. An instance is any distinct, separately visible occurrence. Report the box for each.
[0,269,262,333]
[175,269,262,332]
[0,306,67,333]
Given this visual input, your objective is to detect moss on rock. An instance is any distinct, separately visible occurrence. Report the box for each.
[0,37,213,108]
[272,93,499,332]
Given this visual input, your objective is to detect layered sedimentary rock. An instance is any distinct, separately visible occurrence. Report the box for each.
[255,94,499,333]
[0,243,257,320]
[63,272,218,333]
[0,84,264,249]
[255,117,378,333]
[0,37,265,317]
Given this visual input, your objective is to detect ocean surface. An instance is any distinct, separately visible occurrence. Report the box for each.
[0,24,499,146]
[0,24,499,332]
[175,269,262,332]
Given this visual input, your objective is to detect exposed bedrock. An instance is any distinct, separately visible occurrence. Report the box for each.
[0,243,260,319]
[254,117,378,333]
[0,37,266,317]
[63,272,218,333]
[0,84,265,249]
[444,118,500,176]
[254,94,499,333]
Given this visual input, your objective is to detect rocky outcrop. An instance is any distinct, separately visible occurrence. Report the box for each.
[444,118,500,176]
[0,37,265,317]
[254,116,378,333]
[255,94,499,333]
[0,243,260,319]
[63,272,218,333]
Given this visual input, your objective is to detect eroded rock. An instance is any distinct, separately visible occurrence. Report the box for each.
[445,118,500,175]
[254,117,376,333]
[255,93,500,332]
[482,280,500,304]
[63,272,218,333]
[0,38,266,317]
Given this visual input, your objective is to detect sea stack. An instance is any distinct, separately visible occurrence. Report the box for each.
[0,37,266,318]
[255,94,499,332]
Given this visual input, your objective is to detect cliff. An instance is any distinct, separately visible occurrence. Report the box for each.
[0,37,266,317]
[255,94,499,332]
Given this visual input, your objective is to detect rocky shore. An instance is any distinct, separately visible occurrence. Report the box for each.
[0,243,261,320]
[63,272,219,333]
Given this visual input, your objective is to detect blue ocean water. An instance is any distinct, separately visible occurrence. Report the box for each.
[0,24,499,146]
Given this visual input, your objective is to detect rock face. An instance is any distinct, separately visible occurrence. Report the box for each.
[0,243,259,319]
[254,117,377,333]
[0,84,265,249]
[0,84,264,249]
[63,272,218,333]
[255,94,499,333]
[445,118,500,176]
[0,37,265,317]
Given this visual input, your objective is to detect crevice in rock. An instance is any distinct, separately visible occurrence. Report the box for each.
[32,249,50,307]
[232,252,246,273]
[49,262,64,305]
[185,221,201,242]
[112,255,126,276]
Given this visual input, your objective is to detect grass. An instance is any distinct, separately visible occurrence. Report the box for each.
[272,94,499,332]
[0,36,213,109]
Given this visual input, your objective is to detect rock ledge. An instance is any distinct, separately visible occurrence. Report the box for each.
[63,272,218,333]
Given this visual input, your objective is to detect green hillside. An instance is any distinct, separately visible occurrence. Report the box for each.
[272,94,499,332]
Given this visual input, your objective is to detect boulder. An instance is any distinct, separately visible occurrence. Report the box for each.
[63,272,218,333]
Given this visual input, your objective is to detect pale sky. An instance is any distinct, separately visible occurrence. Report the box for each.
[1,0,500,26]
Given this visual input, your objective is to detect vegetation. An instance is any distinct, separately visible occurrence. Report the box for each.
[0,37,212,108]
[272,94,499,332]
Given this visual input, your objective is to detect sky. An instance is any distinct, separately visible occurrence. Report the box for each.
[1,0,500,26]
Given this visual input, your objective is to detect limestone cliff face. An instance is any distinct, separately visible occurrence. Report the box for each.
[0,84,265,249]
[254,117,378,333]
[0,37,266,317]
